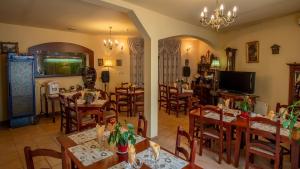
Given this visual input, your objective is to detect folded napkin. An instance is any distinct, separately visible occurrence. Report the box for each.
[267,110,276,120]
[224,99,230,108]
[96,124,105,142]
[106,122,116,132]
[128,144,136,165]
[149,140,160,160]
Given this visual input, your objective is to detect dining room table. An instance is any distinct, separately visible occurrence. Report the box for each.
[57,127,203,169]
[189,108,300,169]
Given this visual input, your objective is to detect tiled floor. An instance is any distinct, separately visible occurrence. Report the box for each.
[0,109,291,169]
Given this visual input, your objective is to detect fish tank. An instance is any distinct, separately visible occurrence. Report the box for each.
[35,52,86,77]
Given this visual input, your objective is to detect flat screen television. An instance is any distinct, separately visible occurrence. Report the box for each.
[218,71,256,94]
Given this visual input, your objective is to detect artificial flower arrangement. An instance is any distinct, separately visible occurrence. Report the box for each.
[238,96,253,119]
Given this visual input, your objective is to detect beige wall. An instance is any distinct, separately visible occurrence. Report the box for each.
[220,12,300,110]
[0,23,133,120]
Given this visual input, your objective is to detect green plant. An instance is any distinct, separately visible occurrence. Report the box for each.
[281,100,300,139]
[108,121,136,146]
[238,96,252,112]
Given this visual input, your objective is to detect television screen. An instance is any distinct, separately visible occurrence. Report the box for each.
[218,71,256,94]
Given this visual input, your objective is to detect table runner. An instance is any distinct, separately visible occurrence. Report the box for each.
[109,148,188,169]
[68,140,114,166]
[251,122,289,137]
[68,128,145,145]
[204,112,236,123]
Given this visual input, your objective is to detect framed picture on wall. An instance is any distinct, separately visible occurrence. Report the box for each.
[98,58,103,66]
[1,42,19,54]
[246,41,259,63]
[116,59,122,66]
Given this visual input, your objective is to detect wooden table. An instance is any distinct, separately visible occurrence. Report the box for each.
[189,109,300,169]
[57,134,202,169]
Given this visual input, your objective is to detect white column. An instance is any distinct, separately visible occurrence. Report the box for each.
[144,37,159,138]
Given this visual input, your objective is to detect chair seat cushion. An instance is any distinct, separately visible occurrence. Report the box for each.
[249,140,281,156]
[203,129,220,139]
[117,101,128,105]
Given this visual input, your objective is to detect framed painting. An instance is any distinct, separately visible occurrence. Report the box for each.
[1,42,19,54]
[116,59,122,66]
[246,41,259,63]
[98,58,103,66]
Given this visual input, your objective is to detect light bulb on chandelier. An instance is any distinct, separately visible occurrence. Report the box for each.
[103,26,119,50]
[200,0,238,31]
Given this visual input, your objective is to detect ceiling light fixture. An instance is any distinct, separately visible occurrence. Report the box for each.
[200,0,237,31]
[103,26,119,50]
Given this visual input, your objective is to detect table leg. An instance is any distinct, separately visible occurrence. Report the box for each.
[291,140,299,169]
[51,99,56,123]
[45,97,49,116]
[233,127,242,168]
[226,125,232,164]
[189,114,195,137]
[61,145,71,169]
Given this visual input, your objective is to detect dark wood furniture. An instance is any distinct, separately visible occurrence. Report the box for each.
[133,87,144,116]
[24,146,64,169]
[245,117,282,169]
[137,112,147,137]
[66,93,103,132]
[175,126,197,164]
[46,94,60,123]
[199,105,224,164]
[225,47,237,71]
[57,135,203,169]
[218,91,258,110]
[159,84,168,109]
[189,109,300,169]
[59,94,68,133]
[168,86,188,117]
[28,42,94,68]
[115,87,130,117]
[287,63,300,104]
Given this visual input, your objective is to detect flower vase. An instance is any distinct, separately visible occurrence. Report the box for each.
[240,111,249,119]
[117,144,128,154]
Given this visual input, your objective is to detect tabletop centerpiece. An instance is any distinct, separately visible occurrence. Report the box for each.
[238,96,253,119]
[108,121,136,154]
[281,100,300,141]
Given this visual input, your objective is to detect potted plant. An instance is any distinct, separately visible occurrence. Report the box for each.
[238,96,253,119]
[108,121,136,154]
[281,100,300,141]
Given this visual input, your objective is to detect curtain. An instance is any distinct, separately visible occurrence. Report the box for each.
[158,39,181,85]
[128,38,144,85]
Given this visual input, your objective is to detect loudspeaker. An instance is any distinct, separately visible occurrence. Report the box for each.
[101,71,110,83]
[183,66,191,77]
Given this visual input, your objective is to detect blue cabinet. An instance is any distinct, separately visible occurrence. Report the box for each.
[8,53,36,127]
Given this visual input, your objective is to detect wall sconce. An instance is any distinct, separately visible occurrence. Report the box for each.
[104,59,113,67]
[186,47,191,53]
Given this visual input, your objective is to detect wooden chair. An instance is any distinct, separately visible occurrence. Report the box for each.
[175,126,197,164]
[66,93,102,131]
[121,82,129,88]
[199,105,224,164]
[133,87,144,116]
[103,100,119,125]
[168,86,187,117]
[59,94,68,133]
[245,117,283,169]
[137,112,147,137]
[159,84,168,109]
[115,87,130,117]
[24,146,63,169]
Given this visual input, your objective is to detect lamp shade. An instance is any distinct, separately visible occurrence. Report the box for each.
[104,59,113,67]
[211,59,220,68]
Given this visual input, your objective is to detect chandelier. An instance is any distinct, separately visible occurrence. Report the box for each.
[200,0,237,31]
[103,26,119,50]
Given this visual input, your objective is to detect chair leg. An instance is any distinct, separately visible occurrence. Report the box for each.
[199,135,203,156]
[218,140,222,164]
[60,113,63,132]
[245,151,250,169]
[176,103,179,118]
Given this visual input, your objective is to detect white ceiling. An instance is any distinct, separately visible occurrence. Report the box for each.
[0,0,139,35]
[124,0,300,30]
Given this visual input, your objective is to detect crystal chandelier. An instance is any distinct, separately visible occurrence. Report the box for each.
[200,0,237,31]
[103,26,119,50]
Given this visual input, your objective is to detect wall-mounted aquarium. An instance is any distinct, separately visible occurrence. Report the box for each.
[35,52,86,77]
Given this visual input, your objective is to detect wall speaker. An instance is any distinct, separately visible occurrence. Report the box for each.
[101,71,110,83]
[183,66,191,77]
